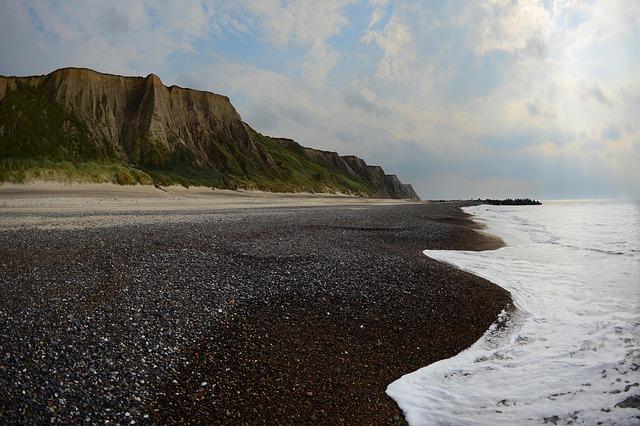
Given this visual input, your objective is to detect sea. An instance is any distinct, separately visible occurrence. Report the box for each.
[387,200,640,425]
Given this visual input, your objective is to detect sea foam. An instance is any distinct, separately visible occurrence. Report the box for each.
[388,200,640,425]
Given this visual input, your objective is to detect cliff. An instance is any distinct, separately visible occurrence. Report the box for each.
[271,140,419,200]
[0,67,419,199]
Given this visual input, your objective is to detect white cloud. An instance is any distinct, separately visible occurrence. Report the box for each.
[362,13,413,81]
[367,0,389,29]
[241,0,355,85]
[242,0,352,46]
[0,0,251,76]
[581,82,613,108]
[475,0,552,57]
[418,174,538,200]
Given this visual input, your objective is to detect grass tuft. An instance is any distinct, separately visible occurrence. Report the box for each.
[0,158,153,185]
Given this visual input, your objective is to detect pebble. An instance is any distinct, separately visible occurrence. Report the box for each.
[0,202,510,424]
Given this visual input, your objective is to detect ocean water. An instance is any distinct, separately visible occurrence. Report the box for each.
[388,200,640,425]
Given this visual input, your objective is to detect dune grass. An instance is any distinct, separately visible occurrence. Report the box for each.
[0,158,153,186]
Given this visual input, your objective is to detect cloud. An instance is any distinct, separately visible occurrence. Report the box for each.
[602,124,621,141]
[241,0,355,85]
[0,0,225,76]
[245,104,281,132]
[0,0,637,198]
[99,6,130,34]
[242,0,353,46]
[343,91,390,116]
[526,101,540,116]
[419,174,538,200]
[581,83,613,108]
[303,40,341,87]
[367,0,389,29]
[527,142,560,159]
[526,100,556,120]
[362,12,413,81]
[474,0,552,59]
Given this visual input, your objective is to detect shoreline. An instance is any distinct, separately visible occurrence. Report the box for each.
[0,189,512,423]
[389,201,640,423]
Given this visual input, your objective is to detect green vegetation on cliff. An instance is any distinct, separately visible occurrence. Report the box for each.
[0,158,152,185]
[248,130,374,194]
[136,131,375,194]
[0,68,419,199]
[0,83,144,185]
[0,84,374,193]
[0,83,116,162]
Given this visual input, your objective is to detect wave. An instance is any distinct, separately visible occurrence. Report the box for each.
[388,201,640,425]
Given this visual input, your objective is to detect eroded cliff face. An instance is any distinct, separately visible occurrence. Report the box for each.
[0,68,419,199]
[1,68,270,172]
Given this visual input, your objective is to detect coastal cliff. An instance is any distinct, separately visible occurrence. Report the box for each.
[0,68,419,199]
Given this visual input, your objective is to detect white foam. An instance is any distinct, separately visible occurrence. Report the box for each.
[387,200,640,425]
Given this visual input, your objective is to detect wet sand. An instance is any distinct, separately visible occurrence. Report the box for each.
[0,184,511,424]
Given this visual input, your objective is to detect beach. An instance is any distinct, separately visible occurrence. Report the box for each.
[0,184,511,424]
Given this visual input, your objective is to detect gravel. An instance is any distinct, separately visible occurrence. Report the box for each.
[0,202,511,424]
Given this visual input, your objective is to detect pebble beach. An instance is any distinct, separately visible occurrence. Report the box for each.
[0,184,511,424]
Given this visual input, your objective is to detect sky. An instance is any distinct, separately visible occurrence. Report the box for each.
[1,0,639,199]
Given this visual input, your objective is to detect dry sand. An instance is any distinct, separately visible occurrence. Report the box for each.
[0,182,421,230]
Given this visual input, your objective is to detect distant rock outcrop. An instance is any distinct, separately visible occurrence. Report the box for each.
[0,68,419,199]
